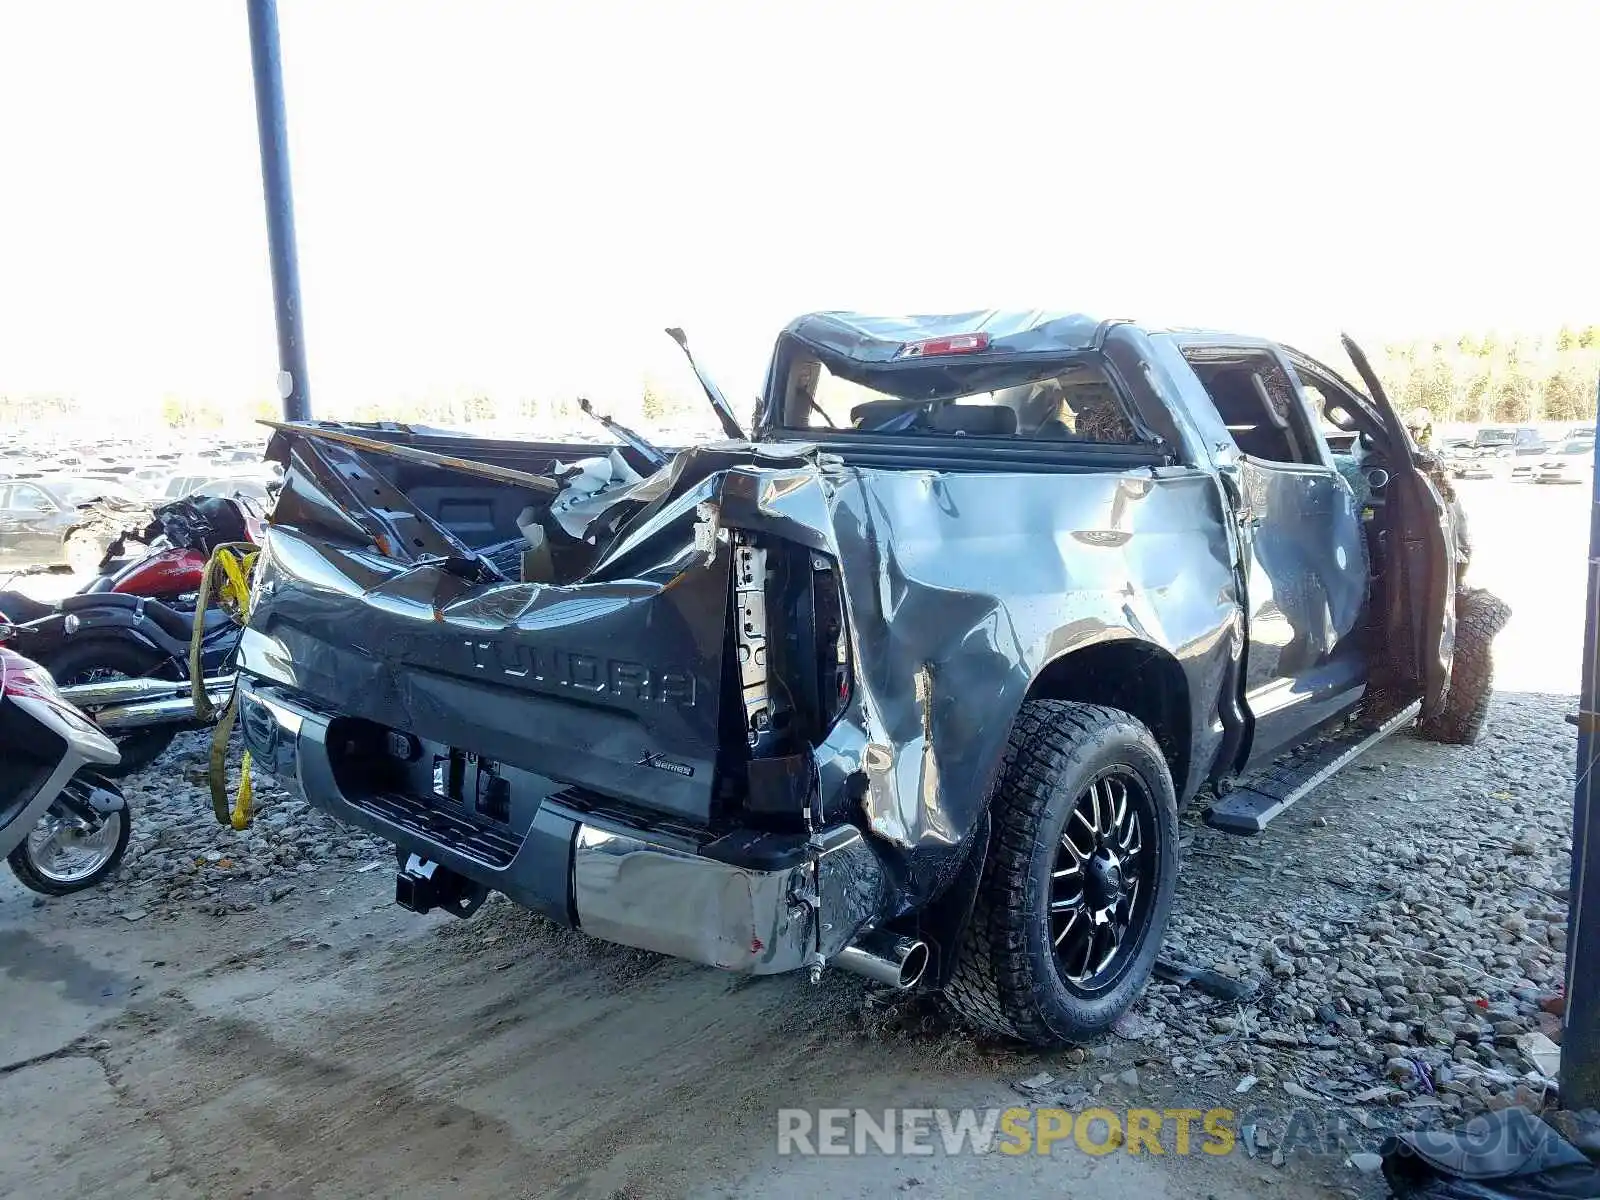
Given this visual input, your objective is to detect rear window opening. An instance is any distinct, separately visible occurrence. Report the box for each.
[778,354,1142,445]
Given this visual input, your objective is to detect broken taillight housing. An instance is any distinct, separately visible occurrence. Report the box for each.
[733,539,854,827]
[733,539,853,753]
[894,332,990,359]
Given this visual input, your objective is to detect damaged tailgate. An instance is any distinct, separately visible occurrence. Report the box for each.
[240,427,738,825]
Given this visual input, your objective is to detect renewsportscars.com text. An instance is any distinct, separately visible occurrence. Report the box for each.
[779,1107,1238,1157]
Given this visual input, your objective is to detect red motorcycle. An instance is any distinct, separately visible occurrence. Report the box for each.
[0,495,260,774]
[0,495,261,621]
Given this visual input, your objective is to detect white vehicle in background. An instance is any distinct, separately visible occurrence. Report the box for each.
[1532,436,1597,485]
[193,477,274,505]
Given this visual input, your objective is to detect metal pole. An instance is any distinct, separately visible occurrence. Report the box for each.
[246,0,311,421]
[1564,398,1600,1108]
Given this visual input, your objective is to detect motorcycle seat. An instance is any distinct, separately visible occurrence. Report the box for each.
[52,592,235,641]
[143,600,234,641]
[0,591,54,625]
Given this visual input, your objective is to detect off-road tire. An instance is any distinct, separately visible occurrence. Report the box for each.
[943,701,1178,1046]
[1419,586,1511,745]
[7,802,132,895]
[41,639,181,776]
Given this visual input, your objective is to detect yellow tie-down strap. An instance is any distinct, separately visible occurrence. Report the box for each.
[189,543,260,829]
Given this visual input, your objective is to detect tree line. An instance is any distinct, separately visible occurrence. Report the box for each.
[1375,326,1600,427]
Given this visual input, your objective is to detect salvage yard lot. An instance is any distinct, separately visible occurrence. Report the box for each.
[0,477,1584,1199]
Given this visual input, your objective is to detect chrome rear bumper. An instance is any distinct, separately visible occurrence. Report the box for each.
[238,677,888,975]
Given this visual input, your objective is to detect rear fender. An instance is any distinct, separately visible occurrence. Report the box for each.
[0,694,121,860]
[709,461,1239,916]
[50,607,180,661]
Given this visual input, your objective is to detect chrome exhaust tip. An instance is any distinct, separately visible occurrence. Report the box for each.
[832,931,929,989]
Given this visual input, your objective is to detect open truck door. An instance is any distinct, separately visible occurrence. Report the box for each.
[1337,334,1458,719]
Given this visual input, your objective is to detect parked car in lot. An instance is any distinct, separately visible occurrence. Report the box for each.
[1533,436,1596,485]
[1448,425,1546,479]
[0,477,148,572]
[158,460,278,503]
[235,313,1507,1046]
[1503,434,1550,480]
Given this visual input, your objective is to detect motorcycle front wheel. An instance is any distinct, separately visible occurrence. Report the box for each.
[8,802,132,896]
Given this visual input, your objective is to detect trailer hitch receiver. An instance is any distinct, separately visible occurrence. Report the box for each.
[395,854,489,918]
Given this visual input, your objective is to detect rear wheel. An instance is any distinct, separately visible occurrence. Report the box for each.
[1419,587,1511,745]
[944,701,1178,1045]
[41,639,181,776]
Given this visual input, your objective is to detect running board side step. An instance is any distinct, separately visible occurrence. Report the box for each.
[1205,700,1422,835]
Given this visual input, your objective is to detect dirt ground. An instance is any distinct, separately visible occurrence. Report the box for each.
[0,477,1586,1199]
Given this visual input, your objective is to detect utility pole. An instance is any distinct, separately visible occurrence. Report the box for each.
[246,0,311,420]
[1564,394,1600,1107]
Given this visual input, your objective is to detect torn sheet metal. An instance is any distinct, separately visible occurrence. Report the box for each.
[241,474,737,825]
[704,457,1239,904]
[261,419,559,494]
[782,310,1106,364]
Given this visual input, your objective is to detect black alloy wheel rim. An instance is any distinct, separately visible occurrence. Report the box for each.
[1048,768,1154,993]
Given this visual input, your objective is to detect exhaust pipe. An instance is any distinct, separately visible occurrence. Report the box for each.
[61,673,236,707]
[91,680,238,730]
[832,930,929,989]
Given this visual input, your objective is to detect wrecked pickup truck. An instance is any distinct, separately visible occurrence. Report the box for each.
[236,312,1507,1046]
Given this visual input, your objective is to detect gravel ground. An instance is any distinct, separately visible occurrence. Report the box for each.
[76,732,393,923]
[1102,691,1575,1161]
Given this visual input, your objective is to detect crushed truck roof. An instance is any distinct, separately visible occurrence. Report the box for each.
[781,310,1110,363]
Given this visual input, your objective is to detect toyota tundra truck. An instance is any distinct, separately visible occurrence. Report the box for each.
[235,312,1506,1046]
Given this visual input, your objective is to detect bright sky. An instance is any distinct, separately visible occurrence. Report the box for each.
[2,0,1595,424]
